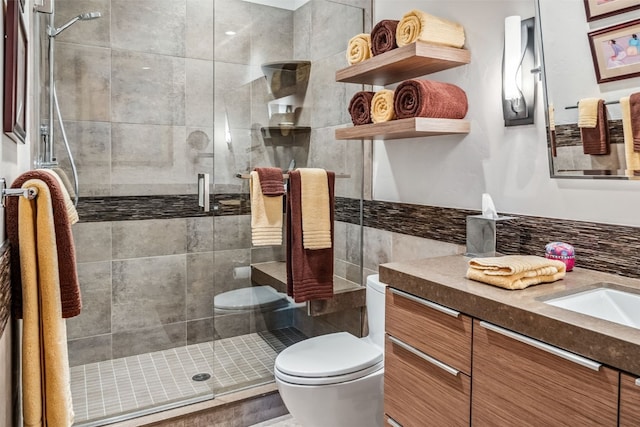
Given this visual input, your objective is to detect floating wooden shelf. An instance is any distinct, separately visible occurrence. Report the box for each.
[336,41,471,86]
[335,117,470,140]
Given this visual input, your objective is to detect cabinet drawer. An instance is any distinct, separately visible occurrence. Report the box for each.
[386,287,472,374]
[472,320,619,426]
[620,373,640,426]
[384,334,471,427]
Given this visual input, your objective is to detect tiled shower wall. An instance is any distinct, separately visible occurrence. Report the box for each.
[62,0,371,365]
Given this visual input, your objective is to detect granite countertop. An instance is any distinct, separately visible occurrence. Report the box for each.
[379,255,640,376]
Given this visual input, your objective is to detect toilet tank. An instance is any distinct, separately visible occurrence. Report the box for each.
[366,274,387,349]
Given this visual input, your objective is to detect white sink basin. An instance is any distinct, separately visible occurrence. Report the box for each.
[545,287,640,328]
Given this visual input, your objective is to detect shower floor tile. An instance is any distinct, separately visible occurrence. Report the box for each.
[70,328,306,425]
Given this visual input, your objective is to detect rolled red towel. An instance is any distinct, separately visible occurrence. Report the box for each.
[371,20,399,56]
[348,91,375,125]
[394,79,468,119]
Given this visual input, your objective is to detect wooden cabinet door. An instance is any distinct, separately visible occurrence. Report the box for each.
[385,335,470,427]
[620,372,640,426]
[472,320,619,426]
[386,288,472,374]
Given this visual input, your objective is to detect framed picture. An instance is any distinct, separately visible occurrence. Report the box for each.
[584,0,640,22]
[3,0,27,144]
[588,19,640,83]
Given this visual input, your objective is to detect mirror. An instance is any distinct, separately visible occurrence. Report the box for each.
[539,0,640,179]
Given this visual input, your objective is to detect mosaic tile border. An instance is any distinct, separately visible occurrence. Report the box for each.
[0,243,10,337]
[552,120,624,148]
[77,194,250,222]
[75,195,640,280]
[358,199,640,280]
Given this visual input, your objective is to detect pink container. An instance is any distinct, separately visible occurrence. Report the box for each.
[545,242,575,272]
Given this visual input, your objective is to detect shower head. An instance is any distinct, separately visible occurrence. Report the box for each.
[49,11,102,37]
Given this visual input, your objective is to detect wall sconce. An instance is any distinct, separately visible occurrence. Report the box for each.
[502,16,536,126]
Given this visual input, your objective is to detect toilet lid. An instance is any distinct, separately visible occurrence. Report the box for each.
[275,332,383,378]
[214,286,287,311]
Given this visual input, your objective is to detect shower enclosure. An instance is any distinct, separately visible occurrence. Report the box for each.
[34,0,368,425]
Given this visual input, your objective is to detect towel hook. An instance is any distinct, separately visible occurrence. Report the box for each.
[1,178,38,207]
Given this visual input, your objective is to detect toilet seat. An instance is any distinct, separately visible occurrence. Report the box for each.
[274,332,383,386]
[214,286,289,312]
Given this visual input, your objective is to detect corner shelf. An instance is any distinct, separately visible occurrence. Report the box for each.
[260,126,311,146]
[335,117,470,140]
[336,41,471,86]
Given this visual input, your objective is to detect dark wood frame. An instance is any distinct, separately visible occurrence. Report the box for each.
[588,19,640,84]
[584,0,640,22]
[4,0,28,144]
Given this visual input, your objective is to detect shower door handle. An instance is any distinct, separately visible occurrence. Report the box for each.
[198,173,210,212]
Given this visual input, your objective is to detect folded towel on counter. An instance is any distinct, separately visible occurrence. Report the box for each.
[580,99,610,155]
[577,98,600,128]
[629,92,640,152]
[396,9,465,48]
[299,168,331,250]
[371,89,396,123]
[348,91,376,125]
[250,171,283,246]
[346,33,372,65]
[621,96,640,176]
[370,19,399,56]
[254,167,285,196]
[394,79,468,119]
[466,255,566,290]
[7,170,82,319]
[286,170,335,303]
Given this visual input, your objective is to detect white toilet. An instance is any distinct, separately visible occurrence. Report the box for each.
[274,274,386,427]
[213,285,292,314]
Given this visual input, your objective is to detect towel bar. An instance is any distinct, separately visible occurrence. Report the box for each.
[565,100,620,110]
[1,178,38,207]
[235,172,351,179]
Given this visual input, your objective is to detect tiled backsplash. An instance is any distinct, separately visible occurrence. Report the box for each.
[355,199,640,280]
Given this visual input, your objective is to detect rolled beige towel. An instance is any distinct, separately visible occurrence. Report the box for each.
[346,33,372,65]
[371,89,396,123]
[396,10,465,48]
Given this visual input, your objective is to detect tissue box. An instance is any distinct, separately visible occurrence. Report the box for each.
[545,242,575,271]
[465,215,515,257]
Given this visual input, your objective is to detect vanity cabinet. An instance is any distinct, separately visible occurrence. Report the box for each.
[384,287,623,426]
[334,41,471,140]
[472,320,619,426]
[620,373,640,426]
[384,288,472,426]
